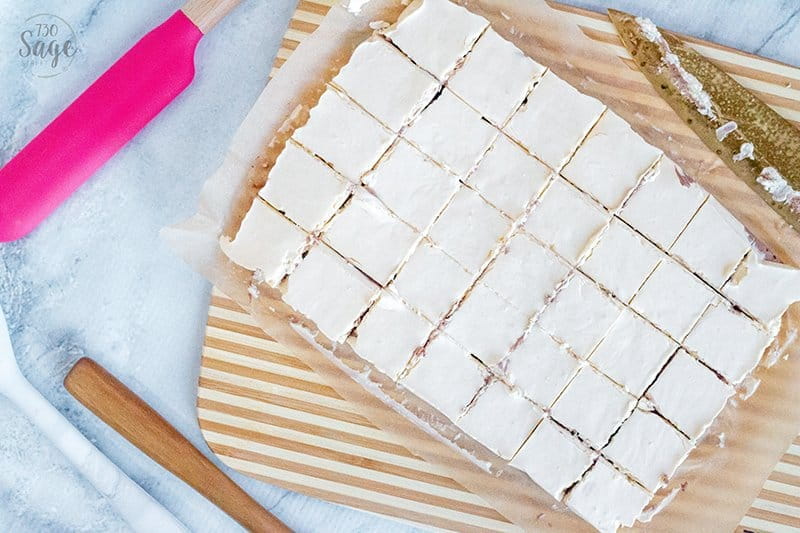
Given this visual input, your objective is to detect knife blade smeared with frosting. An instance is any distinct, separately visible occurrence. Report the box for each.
[609,9,800,232]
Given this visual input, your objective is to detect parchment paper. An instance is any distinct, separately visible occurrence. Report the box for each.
[166,1,800,530]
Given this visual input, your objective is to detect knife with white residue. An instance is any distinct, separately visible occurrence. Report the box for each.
[609,9,800,232]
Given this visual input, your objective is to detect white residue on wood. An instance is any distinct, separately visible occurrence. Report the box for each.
[635,17,716,119]
[715,120,738,141]
[732,142,755,162]
[757,167,800,214]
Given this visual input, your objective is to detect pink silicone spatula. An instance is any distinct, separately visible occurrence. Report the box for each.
[0,0,241,242]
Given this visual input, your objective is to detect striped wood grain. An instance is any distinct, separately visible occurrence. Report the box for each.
[199,1,800,531]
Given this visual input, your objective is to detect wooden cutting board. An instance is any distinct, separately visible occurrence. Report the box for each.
[198,2,800,531]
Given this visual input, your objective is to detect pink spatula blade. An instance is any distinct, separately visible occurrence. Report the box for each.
[0,10,203,242]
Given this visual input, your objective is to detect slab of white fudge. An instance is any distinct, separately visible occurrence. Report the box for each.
[363,139,459,232]
[448,28,545,126]
[538,273,622,359]
[428,186,510,273]
[444,283,530,366]
[724,253,800,328]
[284,244,379,342]
[323,190,420,285]
[457,381,543,459]
[645,350,734,440]
[619,158,707,250]
[603,408,692,492]
[391,240,473,322]
[630,258,717,341]
[503,325,580,408]
[466,134,551,219]
[293,87,395,182]
[511,418,595,501]
[683,302,771,384]
[383,0,488,80]
[506,71,606,170]
[481,232,571,317]
[566,458,651,533]
[581,218,663,303]
[550,366,636,449]
[670,198,751,288]
[259,140,351,232]
[404,89,498,176]
[350,291,433,379]
[400,333,486,421]
[525,178,610,264]
[220,198,308,286]
[331,36,439,131]
[562,112,661,210]
[589,310,676,396]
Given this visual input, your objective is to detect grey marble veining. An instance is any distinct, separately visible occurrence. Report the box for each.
[0,0,797,531]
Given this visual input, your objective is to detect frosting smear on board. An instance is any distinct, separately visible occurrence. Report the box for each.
[218,1,800,531]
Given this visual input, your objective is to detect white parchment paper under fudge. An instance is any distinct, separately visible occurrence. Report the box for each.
[168,1,800,531]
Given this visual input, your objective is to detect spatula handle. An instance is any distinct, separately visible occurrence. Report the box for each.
[65,358,291,533]
[182,0,242,33]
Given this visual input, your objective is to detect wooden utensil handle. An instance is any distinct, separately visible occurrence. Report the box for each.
[182,0,241,34]
[65,358,291,533]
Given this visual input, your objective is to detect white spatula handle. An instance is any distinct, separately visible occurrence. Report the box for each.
[3,374,186,532]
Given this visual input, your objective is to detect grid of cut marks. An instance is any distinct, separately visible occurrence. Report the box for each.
[219,0,781,528]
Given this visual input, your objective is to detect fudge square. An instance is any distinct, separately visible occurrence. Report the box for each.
[444,283,530,366]
[383,0,488,81]
[506,70,606,170]
[350,291,433,380]
[293,87,395,183]
[457,380,543,459]
[645,349,734,440]
[670,197,751,288]
[258,140,350,232]
[580,218,663,304]
[480,231,571,317]
[447,27,545,126]
[589,309,677,396]
[561,111,661,210]
[391,240,473,322]
[400,333,486,421]
[566,458,652,532]
[630,258,717,341]
[550,366,636,449]
[538,273,622,359]
[683,302,771,384]
[465,134,552,220]
[362,139,459,232]
[428,186,511,273]
[619,158,707,250]
[511,418,595,501]
[602,408,692,492]
[323,190,419,285]
[525,178,609,265]
[284,244,379,342]
[220,198,308,286]
[404,89,498,176]
[330,36,439,131]
[503,325,580,409]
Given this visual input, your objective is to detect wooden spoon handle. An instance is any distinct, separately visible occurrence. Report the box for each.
[182,0,242,33]
[65,358,291,533]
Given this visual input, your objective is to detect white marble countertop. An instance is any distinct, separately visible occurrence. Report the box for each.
[0,0,797,531]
